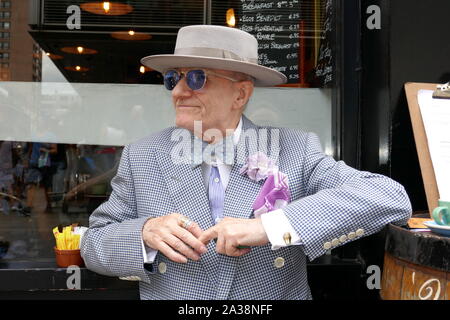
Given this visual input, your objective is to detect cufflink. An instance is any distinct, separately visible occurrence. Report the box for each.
[283,232,292,245]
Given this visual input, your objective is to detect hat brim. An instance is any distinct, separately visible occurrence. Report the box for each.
[140,54,287,87]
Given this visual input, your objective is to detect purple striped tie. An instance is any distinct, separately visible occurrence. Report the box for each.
[208,165,224,224]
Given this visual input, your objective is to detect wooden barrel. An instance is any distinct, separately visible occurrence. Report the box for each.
[381,223,450,300]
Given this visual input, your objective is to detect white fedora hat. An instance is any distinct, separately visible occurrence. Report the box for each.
[140,25,287,87]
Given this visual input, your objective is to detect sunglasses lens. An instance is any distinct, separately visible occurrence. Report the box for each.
[186,70,206,91]
[163,70,180,90]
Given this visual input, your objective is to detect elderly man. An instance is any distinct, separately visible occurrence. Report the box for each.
[81,25,411,300]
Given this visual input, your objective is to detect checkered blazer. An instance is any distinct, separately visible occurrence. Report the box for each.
[81,115,412,300]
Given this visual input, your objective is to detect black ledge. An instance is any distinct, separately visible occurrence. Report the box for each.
[0,259,139,299]
[0,255,361,298]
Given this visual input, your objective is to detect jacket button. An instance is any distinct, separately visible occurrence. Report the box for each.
[339,235,347,243]
[119,276,141,281]
[274,257,285,268]
[331,238,340,247]
[348,232,356,240]
[158,262,167,274]
[323,242,332,250]
[356,229,365,237]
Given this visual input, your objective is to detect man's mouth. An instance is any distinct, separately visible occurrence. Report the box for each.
[177,105,197,108]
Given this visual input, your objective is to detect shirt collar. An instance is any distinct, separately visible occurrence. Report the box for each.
[191,116,243,168]
[232,116,243,147]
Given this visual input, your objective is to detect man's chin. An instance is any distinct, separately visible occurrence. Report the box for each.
[175,118,197,132]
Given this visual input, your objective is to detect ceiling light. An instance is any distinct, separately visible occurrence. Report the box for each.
[81,2,133,16]
[139,66,153,74]
[65,66,89,72]
[226,8,236,27]
[46,53,63,60]
[103,2,110,13]
[61,46,98,54]
[110,31,152,41]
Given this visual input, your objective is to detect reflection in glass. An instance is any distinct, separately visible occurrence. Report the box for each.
[80,2,134,16]
[226,8,236,27]
[0,0,335,267]
[0,141,122,261]
[60,46,98,55]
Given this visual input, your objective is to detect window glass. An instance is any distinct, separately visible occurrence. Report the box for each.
[0,0,335,263]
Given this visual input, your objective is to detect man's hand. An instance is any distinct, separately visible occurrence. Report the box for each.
[142,213,207,264]
[198,217,269,257]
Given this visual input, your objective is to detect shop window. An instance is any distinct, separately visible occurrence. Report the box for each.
[0,0,338,264]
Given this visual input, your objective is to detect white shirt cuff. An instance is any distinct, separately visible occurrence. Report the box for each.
[260,209,302,250]
[141,237,158,264]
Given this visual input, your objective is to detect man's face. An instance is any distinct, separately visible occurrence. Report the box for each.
[171,68,247,138]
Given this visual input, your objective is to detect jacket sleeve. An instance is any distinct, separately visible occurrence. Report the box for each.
[283,132,412,262]
[80,144,157,284]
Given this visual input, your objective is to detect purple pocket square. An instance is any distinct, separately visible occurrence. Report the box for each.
[252,170,291,217]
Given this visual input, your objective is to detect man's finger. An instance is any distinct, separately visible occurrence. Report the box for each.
[163,233,201,261]
[226,239,252,257]
[183,220,203,238]
[198,227,218,245]
[156,240,188,264]
[216,234,226,255]
[236,247,252,256]
[173,226,207,255]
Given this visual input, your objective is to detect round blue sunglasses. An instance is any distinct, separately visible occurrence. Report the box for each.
[163,69,239,91]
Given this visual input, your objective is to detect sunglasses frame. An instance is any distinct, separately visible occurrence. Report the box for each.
[163,69,239,91]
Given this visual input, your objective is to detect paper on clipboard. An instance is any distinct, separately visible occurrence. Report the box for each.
[418,90,450,200]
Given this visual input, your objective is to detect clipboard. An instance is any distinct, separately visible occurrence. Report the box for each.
[404,82,448,216]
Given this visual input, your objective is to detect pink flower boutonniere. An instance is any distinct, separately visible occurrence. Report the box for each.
[240,152,291,217]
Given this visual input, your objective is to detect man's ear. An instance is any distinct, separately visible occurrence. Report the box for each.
[233,81,254,110]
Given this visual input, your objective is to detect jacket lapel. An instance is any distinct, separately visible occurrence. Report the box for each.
[224,115,280,220]
[155,134,220,288]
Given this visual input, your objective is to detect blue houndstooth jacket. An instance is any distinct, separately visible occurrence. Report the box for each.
[81,115,412,300]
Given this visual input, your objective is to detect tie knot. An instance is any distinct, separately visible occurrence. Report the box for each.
[191,135,235,166]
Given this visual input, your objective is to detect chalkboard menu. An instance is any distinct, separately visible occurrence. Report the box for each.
[239,0,303,84]
[237,0,335,87]
[314,0,334,87]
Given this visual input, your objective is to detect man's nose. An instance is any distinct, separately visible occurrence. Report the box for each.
[171,77,193,99]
